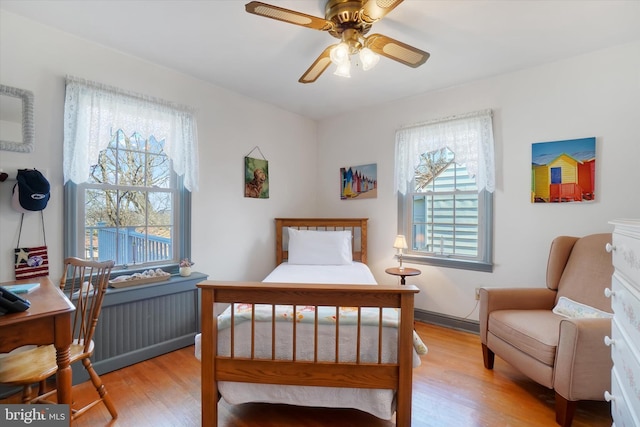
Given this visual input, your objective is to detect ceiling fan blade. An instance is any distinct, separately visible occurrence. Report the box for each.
[299,45,335,84]
[245,1,335,31]
[365,33,430,68]
[360,0,404,23]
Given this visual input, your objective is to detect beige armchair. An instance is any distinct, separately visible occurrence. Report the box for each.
[479,233,613,427]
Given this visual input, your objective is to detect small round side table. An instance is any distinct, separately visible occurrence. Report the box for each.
[385,267,421,285]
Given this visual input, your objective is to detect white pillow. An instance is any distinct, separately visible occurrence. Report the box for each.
[287,228,352,265]
[552,296,613,319]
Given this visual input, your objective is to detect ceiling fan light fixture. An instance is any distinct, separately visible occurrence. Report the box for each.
[359,47,379,71]
[333,59,351,78]
[330,42,350,65]
[245,1,430,83]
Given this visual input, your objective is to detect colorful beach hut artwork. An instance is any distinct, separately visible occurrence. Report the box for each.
[531,137,596,203]
[340,163,377,200]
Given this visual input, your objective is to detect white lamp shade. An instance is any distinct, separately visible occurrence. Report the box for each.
[333,60,351,78]
[393,235,408,250]
[330,43,350,65]
[359,47,380,71]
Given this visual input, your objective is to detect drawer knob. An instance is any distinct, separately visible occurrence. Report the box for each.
[604,391,614,402]
[604,288,615,298]
[605,243,616,253]
[604,336,615,346]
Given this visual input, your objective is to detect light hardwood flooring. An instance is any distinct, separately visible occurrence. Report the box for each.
[1,322,611,426]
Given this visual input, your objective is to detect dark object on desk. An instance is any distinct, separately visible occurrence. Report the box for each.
[0,286,31,315]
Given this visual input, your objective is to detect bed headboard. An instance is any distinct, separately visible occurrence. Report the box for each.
[275,218,368,265]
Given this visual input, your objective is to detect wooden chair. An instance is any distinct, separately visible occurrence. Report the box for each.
[0,257,117,420]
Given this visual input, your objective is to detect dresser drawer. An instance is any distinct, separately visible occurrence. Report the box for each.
[611,273,640,346]
[610,320,640,417]
[611,227,640,287]
[611,368,640,427]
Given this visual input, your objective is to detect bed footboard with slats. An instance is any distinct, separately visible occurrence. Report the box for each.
[197,281,419,427]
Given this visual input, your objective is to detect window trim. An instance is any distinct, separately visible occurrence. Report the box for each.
[397,189,494,273]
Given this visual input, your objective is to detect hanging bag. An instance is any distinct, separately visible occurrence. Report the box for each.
[14,211,49,280]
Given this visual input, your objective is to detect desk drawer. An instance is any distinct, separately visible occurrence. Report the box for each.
[611,273,640,347]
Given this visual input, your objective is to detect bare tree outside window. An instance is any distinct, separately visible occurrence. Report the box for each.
[83,130,174,266]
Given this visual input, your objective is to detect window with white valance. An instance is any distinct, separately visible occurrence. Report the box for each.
[63,77,197,271]
[63,76,199,192]
[395,109,495,195]
[395,110,495,272]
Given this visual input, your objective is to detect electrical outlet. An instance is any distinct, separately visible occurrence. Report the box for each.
[475,287,481,300]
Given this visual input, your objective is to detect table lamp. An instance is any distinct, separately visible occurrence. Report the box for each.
[393,235,408,271]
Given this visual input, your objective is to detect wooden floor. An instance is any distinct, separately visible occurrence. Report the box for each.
[1,322,611,426]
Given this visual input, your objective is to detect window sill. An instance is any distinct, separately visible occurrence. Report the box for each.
[101,272,207,305]
[402,255,493,273]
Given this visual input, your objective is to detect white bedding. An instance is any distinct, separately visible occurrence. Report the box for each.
[195,262,422,420]
[262,261,378,284]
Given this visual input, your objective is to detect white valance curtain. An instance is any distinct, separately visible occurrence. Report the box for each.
[63,76,199,191]
[394,109,495,195]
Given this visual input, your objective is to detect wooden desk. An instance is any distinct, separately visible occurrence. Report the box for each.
[0,276,75,404]
[385,267,421,285]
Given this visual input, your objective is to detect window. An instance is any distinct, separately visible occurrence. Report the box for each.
[395,110,495,272]
[63,77,198,272]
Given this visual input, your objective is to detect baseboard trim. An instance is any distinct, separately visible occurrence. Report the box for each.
[414,308,480,334]
[73,335,195,385]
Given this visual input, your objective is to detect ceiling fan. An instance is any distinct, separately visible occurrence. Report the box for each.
[245,0,430,83]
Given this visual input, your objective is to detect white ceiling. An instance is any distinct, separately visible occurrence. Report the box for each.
[2,0,639,120]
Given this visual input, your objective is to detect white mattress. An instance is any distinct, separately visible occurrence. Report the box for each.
[195,262,415,420]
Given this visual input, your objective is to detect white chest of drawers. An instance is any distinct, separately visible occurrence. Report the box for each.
[606,219,640,427]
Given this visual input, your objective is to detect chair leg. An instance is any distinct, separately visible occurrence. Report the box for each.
[82,358,118,420]
[37,380,47,397]
[555,392,577,427]
[482,344,495,369]
[21,385,33,403]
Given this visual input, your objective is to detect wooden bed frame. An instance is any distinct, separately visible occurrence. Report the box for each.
[197,218,419,426]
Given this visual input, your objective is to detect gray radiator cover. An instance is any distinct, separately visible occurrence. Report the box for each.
[73,272,207,384]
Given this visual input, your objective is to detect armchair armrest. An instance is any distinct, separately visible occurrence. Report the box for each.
[479,287,557,343]
[480,287,557,312]
[554,317,612,401]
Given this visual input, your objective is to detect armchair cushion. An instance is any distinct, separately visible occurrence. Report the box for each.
[488,310,562,366]
[479,287,557,343]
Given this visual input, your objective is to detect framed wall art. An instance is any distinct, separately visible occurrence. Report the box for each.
[244,146,269,199]
[531,137,596,203]
[340,163,377,200]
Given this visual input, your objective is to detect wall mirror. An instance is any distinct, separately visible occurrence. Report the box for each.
[0,84,35,153]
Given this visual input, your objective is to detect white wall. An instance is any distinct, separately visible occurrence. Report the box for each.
[0,11,318,283]
[2,10,638,322]
[316,41,640,319]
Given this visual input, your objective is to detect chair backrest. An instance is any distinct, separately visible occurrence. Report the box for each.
[546,233,613,312]
[59,257,115,353]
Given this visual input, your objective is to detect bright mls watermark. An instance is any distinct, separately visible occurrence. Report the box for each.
[1,405,69,426]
